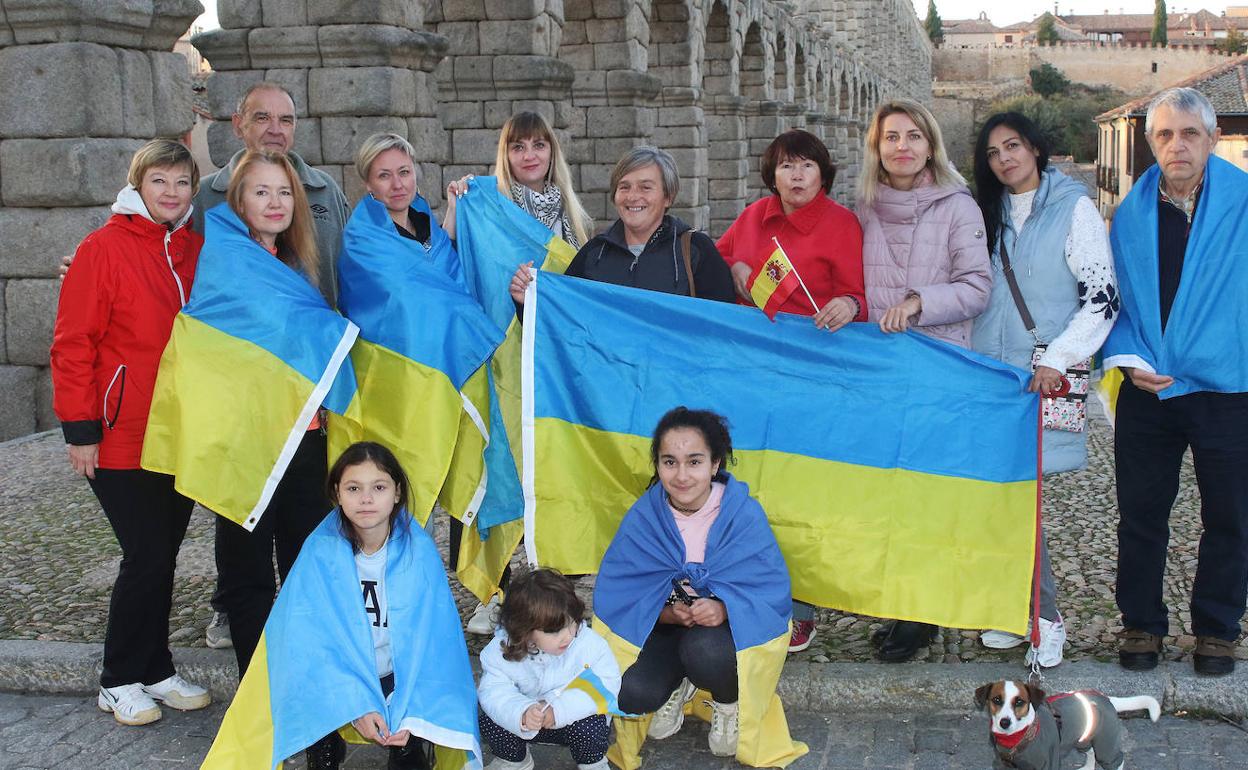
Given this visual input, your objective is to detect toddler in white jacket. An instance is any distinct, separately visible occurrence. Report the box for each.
[478,570,620,770]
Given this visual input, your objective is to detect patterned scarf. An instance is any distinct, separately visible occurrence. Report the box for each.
[510,181,580,249]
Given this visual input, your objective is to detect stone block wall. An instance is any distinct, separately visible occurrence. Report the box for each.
[0,0,201,442]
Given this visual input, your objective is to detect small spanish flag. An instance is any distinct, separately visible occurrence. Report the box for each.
[747,241,800,320]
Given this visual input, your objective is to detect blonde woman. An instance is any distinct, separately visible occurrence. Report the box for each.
[856,99,992,663]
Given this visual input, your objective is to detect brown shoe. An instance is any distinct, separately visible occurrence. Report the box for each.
[1194,636,1236,676]
[1118,629,1163,671]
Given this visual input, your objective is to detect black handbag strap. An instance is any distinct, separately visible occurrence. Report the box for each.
[999,240,1038,337]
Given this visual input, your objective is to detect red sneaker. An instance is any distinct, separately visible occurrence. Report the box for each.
[788,620,817,652]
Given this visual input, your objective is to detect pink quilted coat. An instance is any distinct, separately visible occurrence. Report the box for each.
[857,178,992,349]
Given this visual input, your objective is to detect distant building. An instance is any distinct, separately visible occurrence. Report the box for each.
[941,8,1240,49]
[941,12,1030,47]
[1094,54,1248,217]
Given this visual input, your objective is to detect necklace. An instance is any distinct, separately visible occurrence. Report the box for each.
[667,494,702,514]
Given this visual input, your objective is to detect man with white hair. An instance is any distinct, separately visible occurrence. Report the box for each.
[1104,87,1248,676]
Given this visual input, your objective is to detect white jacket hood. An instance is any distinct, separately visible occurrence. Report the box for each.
[112,184,194,231]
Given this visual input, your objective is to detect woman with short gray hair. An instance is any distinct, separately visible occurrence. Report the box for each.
[509,146,734,303]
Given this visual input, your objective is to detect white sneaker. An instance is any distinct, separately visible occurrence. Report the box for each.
[707,700,739,757]
[647,677,696,740]
[980,628,1028,649]
[484,749,534,770]
[142,673,211,711]
[1025,616,1067,668]
[205,611,233,649]
[577,760,610,770]
[466,595,500,635]
[98,683,162,725]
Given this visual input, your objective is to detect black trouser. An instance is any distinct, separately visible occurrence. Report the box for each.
[88,468,195,689]
[215,430,330,676]
[1115,380,1248,641]
[447,517,510,590]
[617,621,738,714]
[479,712,609,765]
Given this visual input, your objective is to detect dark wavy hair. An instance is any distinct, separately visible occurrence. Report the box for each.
[761,129,836,195]
[499,568,585,661]
[648,406,734,487]
[327,441,412,553]
[973,112,1051,253]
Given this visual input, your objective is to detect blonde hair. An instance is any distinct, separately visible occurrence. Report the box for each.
[354,132,417,182]
[226,150,320,286]
[493,111,592,246]
[858,98,965,206]
[127,139,199,195]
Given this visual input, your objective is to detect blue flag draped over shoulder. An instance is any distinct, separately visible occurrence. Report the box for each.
[203,512,482,770]
[142,203,358,530]
[328,195,503,526]
[523,272,1040,634]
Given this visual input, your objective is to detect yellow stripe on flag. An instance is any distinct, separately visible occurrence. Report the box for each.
[748,249,792,310]
[202,637,276,769]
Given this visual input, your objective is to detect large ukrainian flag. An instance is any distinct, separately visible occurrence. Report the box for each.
[202,512,482,770]
[142,204,358,530]
[440,177,575,601]
[328,195,503,527]
[522,273,1040,634]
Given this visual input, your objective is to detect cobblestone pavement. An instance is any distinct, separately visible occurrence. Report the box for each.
[2,691,1246,769]
[0,407,1236,666]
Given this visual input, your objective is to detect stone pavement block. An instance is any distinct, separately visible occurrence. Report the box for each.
[308,67,418,117]
[0,206,111,278]
[0,366,37,441]
[1,137,143,207]
[117,48,156,138]
[150,51,195,137]
[0,43,123,140]
[5,279,59,367]
[320,116,407,165]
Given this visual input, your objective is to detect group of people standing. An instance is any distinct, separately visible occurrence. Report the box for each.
[48,75,1248,770]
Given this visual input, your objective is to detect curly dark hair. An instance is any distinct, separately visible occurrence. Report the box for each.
[648,406,734,486]
[499,569,585,662]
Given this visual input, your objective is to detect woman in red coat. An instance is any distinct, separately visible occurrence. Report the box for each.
[716,129,867,653]
[51,139,211,727]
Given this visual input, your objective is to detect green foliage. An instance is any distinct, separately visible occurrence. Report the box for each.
[1029,62,1071,97]
[1217,26,1247,55]
[1036,13,1059,45]
[1152,0,1168,46]
[925,0,944,44]
[986,89,1126,163]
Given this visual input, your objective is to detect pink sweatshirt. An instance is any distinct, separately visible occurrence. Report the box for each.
[670,482,725,563]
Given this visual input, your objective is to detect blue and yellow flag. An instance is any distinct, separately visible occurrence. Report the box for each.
[328,195,503,527]
[142,204,358,530]
[440,177,575,602]
[522,272,1040,634]
[203,512,482,770]
[562,666,636,718]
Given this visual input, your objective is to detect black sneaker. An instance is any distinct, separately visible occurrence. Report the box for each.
[306,732,345,770]
[389,737,434,770]
[1118,629,1163,671]
[1194,636,1236,676]
[876,621,937,662]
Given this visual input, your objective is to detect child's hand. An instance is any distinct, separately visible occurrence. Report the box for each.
[353,711,391,745]
[521,702,547,732]
[384,729,412,748]
[541,704,556,729]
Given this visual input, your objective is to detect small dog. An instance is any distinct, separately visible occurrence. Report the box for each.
[975,680,1160,770]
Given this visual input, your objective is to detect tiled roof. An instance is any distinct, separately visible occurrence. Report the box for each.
[1096,54,1248,121]
[943,18,999,33]
[1056,9,1234,34]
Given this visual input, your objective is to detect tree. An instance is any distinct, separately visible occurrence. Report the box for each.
[924,0,944,45]
[1036,13,1059,45]
[1217,26,1247,55]
[1029,62,1071,97]
[1151,0,1168,46]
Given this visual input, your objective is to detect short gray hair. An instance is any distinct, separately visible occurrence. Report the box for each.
[609,146,680,202]
[1145,87,1217,136]
[355,132,416,181]
[235,81,297,116]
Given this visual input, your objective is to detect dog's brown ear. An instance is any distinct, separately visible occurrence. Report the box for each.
[1025,683,1046,705]
[975,683,994,711]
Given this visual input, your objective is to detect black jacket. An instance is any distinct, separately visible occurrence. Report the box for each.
[567,215,735,303]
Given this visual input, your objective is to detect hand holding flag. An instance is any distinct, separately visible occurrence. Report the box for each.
[746,238,818,320]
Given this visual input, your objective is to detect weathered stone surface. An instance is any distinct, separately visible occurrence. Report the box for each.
[405,118,450,163]
[0,43,123,140]
[3,0,149,47]
[0,365,38,441]
[218,0,262,29]
[0,5,13,47]
[36,367,55,431]
[191,28,251,71]
[0,139,142,208]
[261,0,306,26]
[0,280,6,362]
[440,0,486,23]
[479,17,553,56]
[449,128,498,165]
[0,207,112,279]
[482,0,544,20]
[584,106,654,138]
[308,67,418,117]
[117,49,156,139]
[4,280,59,367]
[262,69,311,117]
[491,55,574,101]
[203,69,269,121]
[442,102,483,130]
[247,26,321,69]
[205,120,243,168]
[319,116,407,165]
[149,52,195,137]
[605,70,662,106]
[593,40,646,71]
[144,0,204,50]
[306,0,421,29]
[318,25,448,71]
[437,22,479,57]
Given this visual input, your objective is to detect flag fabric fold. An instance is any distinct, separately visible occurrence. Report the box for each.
[522,272,1040,634]
[141,203,358,530]
[202,511,482,770]
[747,241,801,320]
[328,195,503,526]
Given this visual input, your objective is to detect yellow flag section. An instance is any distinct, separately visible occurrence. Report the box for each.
[141,204,358,530]
[522,273,1041,634]
[439,175,575,603]
[1094,365,1123,426]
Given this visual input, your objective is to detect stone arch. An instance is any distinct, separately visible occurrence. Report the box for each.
[647,0,697,91]
[705,0,748,236]
[702,0,735,97]
[774,30,789,102]
[793,42,808,109]
[740,22,766,102]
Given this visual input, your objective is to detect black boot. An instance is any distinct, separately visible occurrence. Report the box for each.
[388,737,434,770]
[870,620,895,648]
[305,732,345,770]
[876,621,937,662]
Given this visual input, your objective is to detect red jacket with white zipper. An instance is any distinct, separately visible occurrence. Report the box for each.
[51,185,201,469]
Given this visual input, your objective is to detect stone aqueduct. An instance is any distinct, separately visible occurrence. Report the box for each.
[0,0,932,439]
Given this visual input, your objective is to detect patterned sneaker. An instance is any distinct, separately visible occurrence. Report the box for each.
[647,678,696,740]
[142,673,211,711]
[707,700,739,757]
[98,683,162,726]
[1024,617,1067,668]
[788,620,817,652]
[205,611,233,649]
[466,595,500,635]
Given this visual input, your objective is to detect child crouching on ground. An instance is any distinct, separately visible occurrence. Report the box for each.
[479,569,619,770]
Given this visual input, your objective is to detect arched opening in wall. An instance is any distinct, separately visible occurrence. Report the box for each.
[815,63,826,114]
[859,84,869,119]
[838,70,850,115]
[775,33,789,102]
[702,0,733,97]
[648,0,696,91]
[741,22,766,101]
[793,44,808,109]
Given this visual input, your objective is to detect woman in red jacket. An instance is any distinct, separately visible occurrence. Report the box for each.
[716,129,867,653]
[51,139,211,727]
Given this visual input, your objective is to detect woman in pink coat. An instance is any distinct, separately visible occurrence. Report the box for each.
[856,98,992,662]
